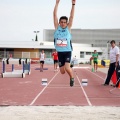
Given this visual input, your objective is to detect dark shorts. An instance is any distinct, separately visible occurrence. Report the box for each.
[93,61,98,64]
[58,52,71,67]
[54,60,58,64]
[40,61,44,64]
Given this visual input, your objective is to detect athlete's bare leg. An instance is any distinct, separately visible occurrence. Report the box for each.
[55,63,58,70]
[96,64,98,71]
[59,62,74,87]
[94,64,95,72]
[40,63,43,72]
[65,63,73,78]
[59,66,65,74]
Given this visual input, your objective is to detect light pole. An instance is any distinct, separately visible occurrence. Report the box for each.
[34,31,39,41]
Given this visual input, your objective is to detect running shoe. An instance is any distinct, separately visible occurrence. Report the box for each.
[70,78,74,87]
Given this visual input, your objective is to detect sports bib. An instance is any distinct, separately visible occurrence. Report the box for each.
[56,39,67,47]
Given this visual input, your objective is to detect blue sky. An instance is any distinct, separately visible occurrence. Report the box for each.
[0,0,120,41]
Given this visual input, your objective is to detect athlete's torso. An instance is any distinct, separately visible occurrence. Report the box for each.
[40,53,45,61]
[54,26,72,52]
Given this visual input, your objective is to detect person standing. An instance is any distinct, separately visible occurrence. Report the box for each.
[39,50,46,72]
[52,50,58,71]
[103,40,119,86]
[53,0,76,87]
[92,50,98,72]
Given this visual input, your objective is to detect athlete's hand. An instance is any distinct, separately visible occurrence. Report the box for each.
[56,0,60,4]
[72,0,76,4]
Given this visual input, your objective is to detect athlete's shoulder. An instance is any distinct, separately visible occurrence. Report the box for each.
[55,26,61,30]
[115,46,119,49]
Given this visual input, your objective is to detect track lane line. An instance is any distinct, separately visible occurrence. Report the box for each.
[29,71,60,106]
[75,73,92,106]
[74,68,106,106]
[86,69,105,81]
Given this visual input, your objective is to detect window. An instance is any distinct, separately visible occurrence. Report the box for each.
[98,52,102,55]
[80,51,84,58]
[86,52,91,55]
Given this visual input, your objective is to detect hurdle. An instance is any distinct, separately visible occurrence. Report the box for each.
[1,58,31,78]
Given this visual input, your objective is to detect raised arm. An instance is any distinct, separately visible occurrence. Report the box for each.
[68,0,76,29]
[53,0,60,29]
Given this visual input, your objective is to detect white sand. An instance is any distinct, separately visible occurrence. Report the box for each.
[0,106,120,120]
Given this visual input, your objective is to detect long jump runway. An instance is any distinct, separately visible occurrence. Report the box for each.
[0,64,120,106]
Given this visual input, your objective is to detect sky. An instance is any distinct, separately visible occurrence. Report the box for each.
[0,0,120,42]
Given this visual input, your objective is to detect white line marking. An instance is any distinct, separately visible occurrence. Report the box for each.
[47,84,81,87]
[76,74,92,106]
[47,86,81,88]
[73,67,90,69]
[86,69,105,81]
[29,71,60,106]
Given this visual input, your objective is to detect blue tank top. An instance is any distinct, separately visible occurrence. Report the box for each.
[54,26,72,52]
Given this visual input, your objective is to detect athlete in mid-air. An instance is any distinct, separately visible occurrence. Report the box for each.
[53,0,76,87]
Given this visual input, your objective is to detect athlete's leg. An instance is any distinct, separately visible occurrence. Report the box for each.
[96,62,98,71]
[94,61,98,72]
[53,60,55,70]
[54,60,58,71]
[39,63,41,71]
[65,62,73,78]
[42,61,44,70]
[54,63,55,70]
[56,60,59,70]
[40,61,44,72]
[40,62,42,71]
[55,61,58,71]
[58,52,65,73]
[64,52,74,87]
[94,62,95,71]
[59,65,65,74]
[55,63,57,70]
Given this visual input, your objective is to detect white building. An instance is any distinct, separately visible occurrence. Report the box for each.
[0,28,120,64]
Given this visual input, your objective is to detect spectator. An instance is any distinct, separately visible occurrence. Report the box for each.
[103,40,119,86]
[92,50,98,72]
[39,50,46,72]
[52,50,58,71]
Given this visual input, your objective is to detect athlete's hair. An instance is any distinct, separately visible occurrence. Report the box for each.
[59,16,68,23]
[110,40,115,44]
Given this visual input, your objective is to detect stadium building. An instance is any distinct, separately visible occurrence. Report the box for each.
[43,28,120,62]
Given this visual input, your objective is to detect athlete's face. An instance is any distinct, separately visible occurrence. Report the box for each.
[59,19,67,28]
[111,42,115,48]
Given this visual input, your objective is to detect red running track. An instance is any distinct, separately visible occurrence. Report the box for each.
[0,63,120,106]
